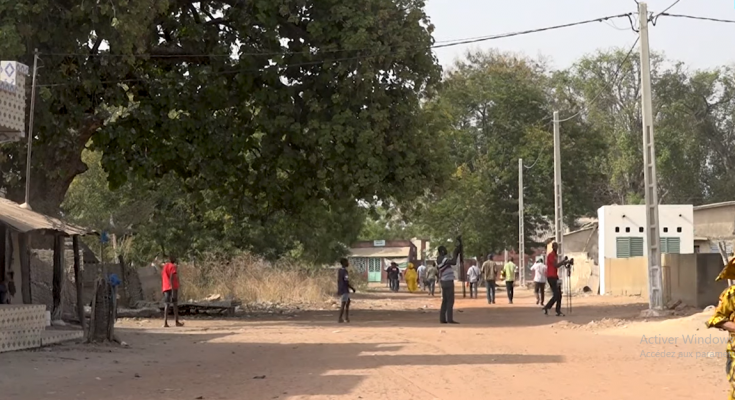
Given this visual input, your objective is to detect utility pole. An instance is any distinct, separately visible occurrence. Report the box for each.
[518,158,525,286]
[639,2,664,310]
[20,49,39,210]
[553,111,563,253]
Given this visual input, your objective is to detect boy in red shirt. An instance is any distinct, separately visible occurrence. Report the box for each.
[162,256,183,327]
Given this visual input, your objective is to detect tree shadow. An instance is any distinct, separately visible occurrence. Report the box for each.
[3,328,565,400]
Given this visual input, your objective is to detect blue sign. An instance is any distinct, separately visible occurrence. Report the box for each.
[100,231,109,244]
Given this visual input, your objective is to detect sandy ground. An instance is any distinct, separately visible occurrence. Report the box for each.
[2,286,732,400]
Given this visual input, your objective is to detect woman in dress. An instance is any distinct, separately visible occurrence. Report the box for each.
[405,263,418,293]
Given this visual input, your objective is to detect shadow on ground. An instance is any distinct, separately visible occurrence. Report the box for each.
[3,328,564,400]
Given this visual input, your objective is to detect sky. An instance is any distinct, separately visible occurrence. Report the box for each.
[425,0,735,72]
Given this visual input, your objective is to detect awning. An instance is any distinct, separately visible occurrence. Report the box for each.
[0,197,90,236]
[348,247,411,258]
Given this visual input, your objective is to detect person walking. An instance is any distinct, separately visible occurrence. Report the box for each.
[530,257,547,305]
[501,257,517,304]
[466,262,480,299]
[425,262,438,296]
[387,262,400,292]
[543,242,565,316]
[531,257,546,307]
[417,263,427,291]
[161,256,184,328]
[405,263,419,293]
[480,254,498,304]
[438,237,462,324]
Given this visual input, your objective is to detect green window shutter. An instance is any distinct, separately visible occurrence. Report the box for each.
[660,237,667,253]
[630,237,644,257]
[667,237,680,253]
[616,237,631,258]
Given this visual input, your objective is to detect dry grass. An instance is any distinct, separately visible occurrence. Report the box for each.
[176,254,363,305]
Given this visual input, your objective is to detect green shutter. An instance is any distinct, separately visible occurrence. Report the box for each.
[630,237,644,257]
[616,237,631,258]
[661,237,680,254]
[660,237,667,253]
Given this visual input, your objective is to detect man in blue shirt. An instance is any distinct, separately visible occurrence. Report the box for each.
[337,258,356,323]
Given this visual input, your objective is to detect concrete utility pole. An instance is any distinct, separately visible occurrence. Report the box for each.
[518,158,525,286]
[21,49,39,210]
[553,111,563,254]
[639,2,664,310]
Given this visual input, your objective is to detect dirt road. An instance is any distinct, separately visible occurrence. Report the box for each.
[2,287,731,400]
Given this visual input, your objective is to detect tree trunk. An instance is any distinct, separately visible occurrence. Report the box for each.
[86,277,115,343]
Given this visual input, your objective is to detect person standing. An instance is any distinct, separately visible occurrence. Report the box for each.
[425,262,438,296]
[405,263,419,293]
[417,263,427,291]
[337,258,357,323]
[466,262,480,299]
[543,242,565,316]
[530,257,548,305]
[480,254,498,304]
[161,256,183,328]
[705,258,735,400]
[501,257,517,304]
[437,237,462,324]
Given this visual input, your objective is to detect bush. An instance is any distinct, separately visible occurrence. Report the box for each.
[177,254,336,304]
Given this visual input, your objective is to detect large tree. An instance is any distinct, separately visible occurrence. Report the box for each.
[412,50,605,257]
[1,0,446,260]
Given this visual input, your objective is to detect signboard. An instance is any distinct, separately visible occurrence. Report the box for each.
[373,240,386,247]
[0,61,28,141]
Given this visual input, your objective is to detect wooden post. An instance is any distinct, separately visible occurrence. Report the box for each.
[52,234,64,320]
[18,232,31,304]
[72,236,85,331]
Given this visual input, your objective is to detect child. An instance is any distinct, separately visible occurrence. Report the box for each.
[337,258,356,323]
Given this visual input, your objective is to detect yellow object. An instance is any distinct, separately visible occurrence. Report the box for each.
[705,285,735,400]
[716,257,735,282]
[405,264,418,293]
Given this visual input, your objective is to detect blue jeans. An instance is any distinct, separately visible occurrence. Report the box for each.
[486,280,496,303]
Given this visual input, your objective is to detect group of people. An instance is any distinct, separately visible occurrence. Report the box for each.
[336,239,568,324]
[386,261,440,296]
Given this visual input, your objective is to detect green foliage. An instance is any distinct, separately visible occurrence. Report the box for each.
[2,0,445,263]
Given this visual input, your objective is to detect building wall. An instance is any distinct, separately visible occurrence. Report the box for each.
[603,257,649,297]
[693,204,735,239]
[601,253,725,308]
[598,205,694,295]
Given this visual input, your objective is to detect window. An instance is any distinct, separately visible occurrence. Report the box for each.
[677,227,682,233]
[660,237,681,254]
[625,227,631,233]
[615,227,620,233]
[616,237,644,258]
[639,227,644,233]
[663,227,669,233]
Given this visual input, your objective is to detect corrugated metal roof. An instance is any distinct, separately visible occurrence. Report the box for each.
[348,247,410,258]
[0,197,89,235]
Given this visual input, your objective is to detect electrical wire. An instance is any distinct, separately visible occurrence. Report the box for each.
[35,12,637,89]
[41,12,635,60]
[658,13,735,24]
[557,36,639,123]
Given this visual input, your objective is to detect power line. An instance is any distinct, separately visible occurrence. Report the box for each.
[658,13,735,24]
[432,12,634,49]
[41,12,635,60]
[557,36,639,122]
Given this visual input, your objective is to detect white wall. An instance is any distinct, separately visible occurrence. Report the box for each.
[598,204,694,295]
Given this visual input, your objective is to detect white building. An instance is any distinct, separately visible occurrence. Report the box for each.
[598,204,694,293]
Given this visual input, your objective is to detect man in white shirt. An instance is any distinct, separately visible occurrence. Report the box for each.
[530,257,548,305]
[417,263,427,291]
[467,262,481,299]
